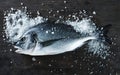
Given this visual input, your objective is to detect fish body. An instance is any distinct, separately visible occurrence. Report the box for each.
[14,22,96,56]
[16,37,96,56]
[23,22,82,42]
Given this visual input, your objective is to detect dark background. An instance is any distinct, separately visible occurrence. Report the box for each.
[0,0,120,75]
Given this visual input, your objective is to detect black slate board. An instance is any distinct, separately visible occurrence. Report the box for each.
[0,0,120,75]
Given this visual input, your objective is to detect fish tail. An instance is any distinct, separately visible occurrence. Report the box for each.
[98,24,112,44]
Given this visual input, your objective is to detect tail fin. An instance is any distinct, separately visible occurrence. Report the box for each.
[87,24,112,58]
[99,24,112,44]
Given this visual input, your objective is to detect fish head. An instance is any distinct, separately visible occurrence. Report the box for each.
[13,33,36,50]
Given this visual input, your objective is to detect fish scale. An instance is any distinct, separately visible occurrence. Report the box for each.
[23,22,82,42]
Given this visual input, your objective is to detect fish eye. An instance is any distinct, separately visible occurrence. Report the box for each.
[20,37,26,42]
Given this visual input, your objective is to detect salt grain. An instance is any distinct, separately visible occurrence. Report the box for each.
[32,57,36,61]
[93,11,96,15]
[64,1,67,3]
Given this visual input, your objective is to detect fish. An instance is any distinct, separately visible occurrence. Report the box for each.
[4,8,111,57]
[14,21,97,56]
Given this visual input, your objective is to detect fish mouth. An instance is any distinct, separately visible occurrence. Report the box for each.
[14,46,23,50]
[15,43,37,54]
[14,37,38,51]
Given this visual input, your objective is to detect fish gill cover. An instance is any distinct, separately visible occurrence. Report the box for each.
[3,7,110,58]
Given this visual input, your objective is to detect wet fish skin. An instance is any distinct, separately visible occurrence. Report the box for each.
[23,22,82,42]
[15,36,96,56]
[14,22,83,50]
[14,22,96,56]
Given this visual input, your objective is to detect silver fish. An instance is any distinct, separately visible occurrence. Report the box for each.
[14,22,96,56]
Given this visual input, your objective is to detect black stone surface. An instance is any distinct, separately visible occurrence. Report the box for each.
[0,0,120,75]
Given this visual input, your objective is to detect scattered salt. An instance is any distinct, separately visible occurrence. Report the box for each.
[93,11,96,15]
[32,57,36,61]
[64,1,67,3]
[10,49,12,51]
[21,3,23,5]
